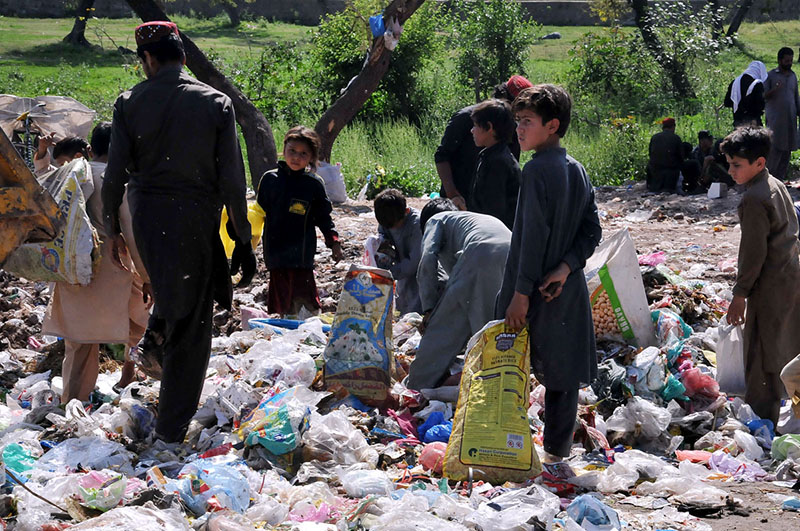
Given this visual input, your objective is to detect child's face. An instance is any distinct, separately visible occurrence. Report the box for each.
[54,153,82,167]
[725,154,765,185]
[471,122,495,148]
[283,139,313,172]
[515,109,559,152]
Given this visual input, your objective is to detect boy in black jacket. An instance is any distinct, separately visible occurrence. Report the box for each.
[470,99,522,229]
[257,126,343,316]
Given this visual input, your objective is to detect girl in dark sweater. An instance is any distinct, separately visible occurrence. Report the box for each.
[256,126,343,316]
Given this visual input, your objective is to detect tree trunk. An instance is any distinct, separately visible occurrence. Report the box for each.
[707,0,723,39]
[64,0,96,46]
[222,2,241,27]
[125,0,277,188]
[726,0,754,37]
[629,0,696,99]
[314,0,426,161]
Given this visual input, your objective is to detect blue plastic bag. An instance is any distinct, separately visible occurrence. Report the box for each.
[423,422,452,443]
[369,15,385,38]
[165,458,251,515]
[566,494,621,530]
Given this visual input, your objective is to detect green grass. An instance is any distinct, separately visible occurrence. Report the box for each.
[1,15,798,190]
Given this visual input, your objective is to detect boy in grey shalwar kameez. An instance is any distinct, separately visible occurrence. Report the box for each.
[407,201,511,390]
[374,189,423,315]
[497,85,602,466]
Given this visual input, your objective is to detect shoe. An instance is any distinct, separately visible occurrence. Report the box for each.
[133,327,165,380]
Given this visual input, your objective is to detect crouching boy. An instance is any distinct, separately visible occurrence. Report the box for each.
[496,85,602,470]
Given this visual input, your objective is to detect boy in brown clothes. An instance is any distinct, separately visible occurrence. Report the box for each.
[722,127,800,425]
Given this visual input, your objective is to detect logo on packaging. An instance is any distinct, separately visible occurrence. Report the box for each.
[494,332,517,351]
[40,248,60,272]
[344,273,383,305]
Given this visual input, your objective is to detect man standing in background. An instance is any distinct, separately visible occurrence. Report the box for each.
[764,47,800,181]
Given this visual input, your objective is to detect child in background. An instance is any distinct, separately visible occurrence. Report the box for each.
[374,188,423,315]
[33,135,91,176]
[470,99,521,229]
[721,127,800,425]
[257,126,344,317]
[496,85,602,473]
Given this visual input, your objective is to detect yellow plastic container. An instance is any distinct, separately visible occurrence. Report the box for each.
[219,202,266,258]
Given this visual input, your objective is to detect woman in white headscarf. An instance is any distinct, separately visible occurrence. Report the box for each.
[724,61,768,127]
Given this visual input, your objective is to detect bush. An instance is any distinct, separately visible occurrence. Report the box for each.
[568,28,669,120]
[450,0,539,101]
[568,116,650,186]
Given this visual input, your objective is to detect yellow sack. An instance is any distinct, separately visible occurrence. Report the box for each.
[219,202,266,258]
[444,320,541,483]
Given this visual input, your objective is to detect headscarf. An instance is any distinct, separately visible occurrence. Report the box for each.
[731,61,768,113]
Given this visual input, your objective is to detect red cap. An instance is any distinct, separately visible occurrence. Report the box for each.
[135,21,179,46]
[507,75,533,98]
[661,117,676,128]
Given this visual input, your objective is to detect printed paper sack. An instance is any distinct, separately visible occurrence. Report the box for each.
[324,265,394,406]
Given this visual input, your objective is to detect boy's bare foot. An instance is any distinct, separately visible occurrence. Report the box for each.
[116,360,136,389]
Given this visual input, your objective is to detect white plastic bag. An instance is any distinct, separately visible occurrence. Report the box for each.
[316,161,348,204]
[340,469,393,497]
[584,229,656,347]
[716,322,746,396]
[734,430,764,460]
[606,397,671,439]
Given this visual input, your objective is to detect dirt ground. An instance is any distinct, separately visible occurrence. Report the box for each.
[4,181,800,527]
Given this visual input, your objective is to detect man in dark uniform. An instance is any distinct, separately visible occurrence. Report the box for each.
[103,21,255,443]
[646,117,683,193]
[434,75,531,210]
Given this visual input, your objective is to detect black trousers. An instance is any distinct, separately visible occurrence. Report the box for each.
[543,388,579,458]
[153,274,215,442]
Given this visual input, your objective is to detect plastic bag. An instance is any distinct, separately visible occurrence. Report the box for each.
[681,368,720,399]
[419,442,448,474]
[316,161,348,204]
[3,443,35,484]
[78,470,126,511]
[302,411,378,466]
[238,386,317,455]
[772,434,800,461]
[463,485,560,530]
[418,411,452,443]
[68,502,190,529]
[652,309,693,348]
[245,340,318,387]
[246,497,290,526]
[4,158,99,285]
[606,397,671,440]
[165,458,251,515]
[566,495,621,531]
[219,202,266,258]
[35,436,135,476]
[340,469,393,498]
[324,266,395,405]
[444,321,541,483]
[716,322,745,396]
[734,430,764,460]
[584,229,656,347]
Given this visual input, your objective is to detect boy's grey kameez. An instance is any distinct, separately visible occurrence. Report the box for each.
[496,147,602,392]
[407,212,511,390]
[379,208,423,315]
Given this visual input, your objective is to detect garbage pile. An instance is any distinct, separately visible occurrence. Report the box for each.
[2,240,800,529]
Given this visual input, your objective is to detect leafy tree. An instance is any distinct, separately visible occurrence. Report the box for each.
[450,0,539,102]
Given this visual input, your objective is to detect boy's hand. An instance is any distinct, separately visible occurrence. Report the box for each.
[331,241,344,263]
[451,195,467,211]
[505,292,529,330]
[110,234,130,272]
[726,295,746,326]
[539,262,571,302]
[36,132,56,159]
[420,310,432,334]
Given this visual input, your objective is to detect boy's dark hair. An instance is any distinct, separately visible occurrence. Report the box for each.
[492,82,511,102]
[420,197,458,232]
[512,84,572,137]
[284,125,320,170]
[90,122,112,158]
[137,33,185,64]
[471,99,515,144]
[374,188,407,228]
[778,47,794,61]
[719,127,771,163]
[52,136,90,160]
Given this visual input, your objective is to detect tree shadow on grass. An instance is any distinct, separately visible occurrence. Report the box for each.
[3,42,134,68]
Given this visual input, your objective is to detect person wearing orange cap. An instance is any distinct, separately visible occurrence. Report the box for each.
[434,75,531,211]
[646,117,684,193]
[103,21,254,443]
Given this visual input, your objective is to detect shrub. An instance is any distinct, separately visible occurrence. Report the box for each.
[568,116,650,186]
[449,0,539,101]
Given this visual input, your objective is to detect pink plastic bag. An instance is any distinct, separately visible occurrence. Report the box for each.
[681,368,720,399]
[420,442,447,474]
[676,450,712,464]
